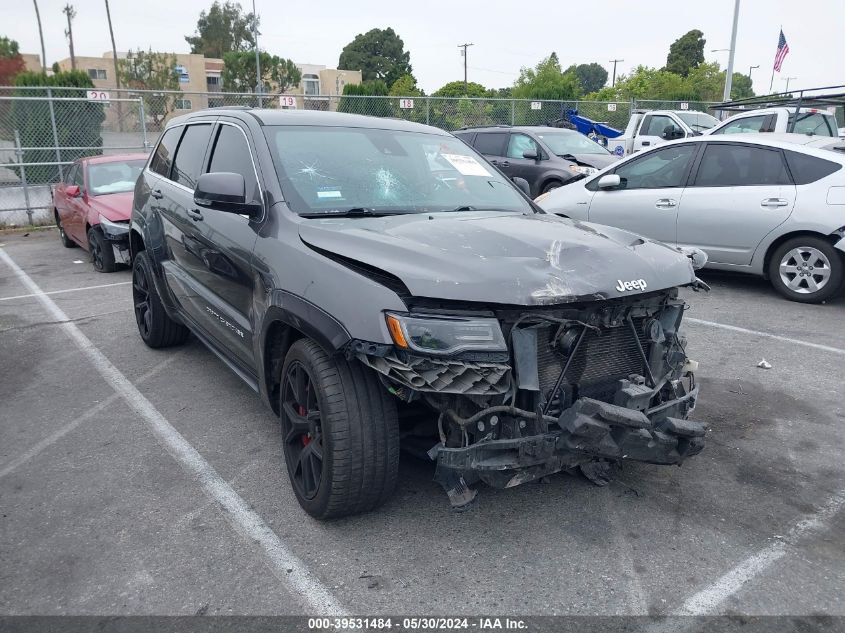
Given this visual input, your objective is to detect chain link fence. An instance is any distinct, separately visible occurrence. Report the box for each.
[0,85,721,226]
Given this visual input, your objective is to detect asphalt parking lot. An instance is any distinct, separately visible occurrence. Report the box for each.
[1,228,844,617]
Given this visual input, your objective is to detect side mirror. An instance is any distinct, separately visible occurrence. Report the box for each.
[194,172,261,216]
[66,185,81,197]
[662,125,685,140]
[512,177,531,196]
[597,174,621,189]
[522,148,539,161]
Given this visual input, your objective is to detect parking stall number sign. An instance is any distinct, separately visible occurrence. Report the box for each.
[607,103,617,112]
[399,98,414,109]
[530,101,542,110]
[279,96,297,108]
[87,90,110,102]
[680,102,689,110]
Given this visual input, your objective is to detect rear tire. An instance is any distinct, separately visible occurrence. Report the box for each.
[279,339,399,519]
[56,212,76,248]
[132,251,189,348]
[768,236,843,304]
[88,227,116,273]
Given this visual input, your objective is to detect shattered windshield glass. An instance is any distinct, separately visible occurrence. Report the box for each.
[265,125,533,216]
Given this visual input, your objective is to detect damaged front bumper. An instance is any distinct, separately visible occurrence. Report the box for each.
[429,387,704,505]
[98,216,131,265]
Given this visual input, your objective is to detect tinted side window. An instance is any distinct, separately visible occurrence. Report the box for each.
[207,124,259,203]
[473,132,507,156]
[790,112,836,137]
[506,133,538,159]
[643,115,682,137]
[150,126,183,178]
[614,144,697,190]
[713,115,768,135]
[785,150,842,185]
[453,131,475,146]
[694,144,790,187]
[171,123,213,189]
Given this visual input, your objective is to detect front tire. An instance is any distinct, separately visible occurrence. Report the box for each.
[132,251,189,348]
[279,339,399,519]
[541,180,562,195]
[88,227,116,273]
[768,237,843,303]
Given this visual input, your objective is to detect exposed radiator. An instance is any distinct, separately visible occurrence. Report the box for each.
[537,319,650,398]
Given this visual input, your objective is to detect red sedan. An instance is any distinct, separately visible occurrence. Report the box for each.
[52,153,148,272]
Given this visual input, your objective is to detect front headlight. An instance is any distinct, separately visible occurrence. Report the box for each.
[98,214,130,237]
[385,313,507,355]
[569,165,597,176]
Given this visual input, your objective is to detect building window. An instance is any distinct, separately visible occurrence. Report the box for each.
[175,99,193,110]
[175,65,190,83]
[87,69,107,80]
[206,76,220,85]
[302,74,320,96]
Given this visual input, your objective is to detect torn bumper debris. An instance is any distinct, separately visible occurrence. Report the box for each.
[430,390,703,494]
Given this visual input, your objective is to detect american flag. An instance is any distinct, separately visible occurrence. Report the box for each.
[773,30,790,72]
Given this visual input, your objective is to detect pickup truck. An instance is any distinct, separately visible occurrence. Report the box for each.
[707,107,839,137]
[607,109,720,157]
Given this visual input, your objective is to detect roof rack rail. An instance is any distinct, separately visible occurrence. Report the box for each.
[714,84,845,111]
[457,124,512,130]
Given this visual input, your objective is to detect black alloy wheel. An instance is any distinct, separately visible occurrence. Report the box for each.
[133,259,153,340]
[281,361,324,500]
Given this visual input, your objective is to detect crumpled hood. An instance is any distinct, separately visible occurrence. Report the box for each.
[567,152,618,169]
[299,211,696,305]
[89,192,133,222]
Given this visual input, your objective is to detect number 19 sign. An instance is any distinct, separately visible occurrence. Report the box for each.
[279,96,297,108]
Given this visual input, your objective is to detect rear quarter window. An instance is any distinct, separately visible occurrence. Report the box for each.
[473,132,508,156]
[785,150,842,185]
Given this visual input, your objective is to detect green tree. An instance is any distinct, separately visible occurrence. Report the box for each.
[12,70,104,183]
[0,36,25,85]
[338,28,412,88]
[665,29,705,77]
[512,54,580,100]
[337,80,392,117]
[185,1,257,58]
[730,72,755,100]
[432,81,489,98]
[388,74,421,96]
[221,50,301,94]
[568,63,608,94]
[117,49,179,129]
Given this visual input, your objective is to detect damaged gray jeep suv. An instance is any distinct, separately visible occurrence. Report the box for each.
[130,108,708,519]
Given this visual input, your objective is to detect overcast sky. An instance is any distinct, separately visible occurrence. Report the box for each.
[6,0,845,95]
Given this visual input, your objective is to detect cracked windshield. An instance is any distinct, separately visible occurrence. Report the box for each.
[267,126,532,215]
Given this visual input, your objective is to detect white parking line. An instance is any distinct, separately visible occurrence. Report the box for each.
[686,317,845,356]
[0,248,347,616]
[0,280,130,302]
[674,488,845,614]
[0,354,180,480]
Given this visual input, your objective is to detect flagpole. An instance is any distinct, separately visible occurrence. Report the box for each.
[769,25,781,94]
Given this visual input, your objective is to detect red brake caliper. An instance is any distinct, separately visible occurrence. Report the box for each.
[299,405,311,446]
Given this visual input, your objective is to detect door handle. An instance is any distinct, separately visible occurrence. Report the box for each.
[500,161,510,167]
[641,141,651,146]
[187,208,204,222]
[151,189,163,200]
[655,198,678,209]
[761,198,788,208]
[490,159,499,165]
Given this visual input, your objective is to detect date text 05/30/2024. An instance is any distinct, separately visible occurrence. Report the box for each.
[308,618,529,631]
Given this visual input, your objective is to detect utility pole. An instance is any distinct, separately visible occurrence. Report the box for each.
[104,0,123,129]
[252,0,262,107]
[458,43,474,94]
[783,76,797,92]
[722,0,741,102]
[609,59,623,87]
[32,0,47,72]
[63,4,77,71]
